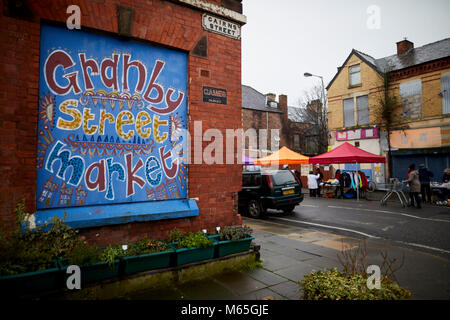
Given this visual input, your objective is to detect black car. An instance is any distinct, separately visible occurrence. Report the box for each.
[238,169,304,218]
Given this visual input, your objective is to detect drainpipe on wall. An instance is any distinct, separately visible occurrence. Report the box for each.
[266,111,269,155]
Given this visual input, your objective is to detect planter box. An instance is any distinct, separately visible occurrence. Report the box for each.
[0,265,62,296]
[122,249,174,275]
[173,245,215,266]
[215,237,254,257]
[61,259,121,286]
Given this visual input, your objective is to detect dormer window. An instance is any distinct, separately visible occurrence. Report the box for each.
[349,64,361,87]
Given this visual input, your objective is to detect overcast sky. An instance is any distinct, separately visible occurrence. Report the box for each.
[241,0,450,107]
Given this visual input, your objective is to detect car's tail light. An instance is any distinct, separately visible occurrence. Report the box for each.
[266,175,274,189]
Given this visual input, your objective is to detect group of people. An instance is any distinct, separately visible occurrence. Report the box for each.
[287,163,450,206]
[403,164,450,208]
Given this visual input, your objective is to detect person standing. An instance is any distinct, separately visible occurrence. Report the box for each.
[334,169,344,199]
[307,170,320,198]
[418,164,433,204]
[403,164,422,209]
[315,167,324,197]
[442,168,450,183]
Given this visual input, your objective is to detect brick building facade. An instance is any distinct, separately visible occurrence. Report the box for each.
[327,38,450,182]
[0,0,245,246]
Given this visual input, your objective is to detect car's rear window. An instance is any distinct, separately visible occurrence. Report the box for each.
[242,174,261,187]
[271,171,297,186]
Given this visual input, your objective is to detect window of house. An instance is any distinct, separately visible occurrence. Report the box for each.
[343,95,369,127]
[441,74,450,115]
[356,95,369,125]
[343,98,355,127]
[294,134,300,148]
[349,64,361,87]
[399,79,422,119]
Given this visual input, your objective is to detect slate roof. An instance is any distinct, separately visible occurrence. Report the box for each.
[327,38,450,90]
[378,38,450,72]
[242,85,283,113]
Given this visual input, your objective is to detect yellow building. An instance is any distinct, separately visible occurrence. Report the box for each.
[327,38,450,182]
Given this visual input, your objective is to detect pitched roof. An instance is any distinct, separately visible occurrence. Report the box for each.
[326,38,450,90]
[378,38,450,72]
[242,85,283,113]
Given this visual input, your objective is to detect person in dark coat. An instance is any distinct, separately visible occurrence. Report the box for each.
[334,169,344,199]
[443,168,450,183]
[315,168,324,197]
[403,164,422,209]
[418,164,433,204]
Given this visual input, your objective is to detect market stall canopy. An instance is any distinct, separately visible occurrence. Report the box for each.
[242,154,255,165]
[309,142,385,164]
[254,146,309,165]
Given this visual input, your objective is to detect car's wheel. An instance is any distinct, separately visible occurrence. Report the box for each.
[281,205,296,215]
[248,199,263,218]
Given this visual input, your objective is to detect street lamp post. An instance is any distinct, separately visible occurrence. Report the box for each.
[303,72,326,114]
[304,72,326,152]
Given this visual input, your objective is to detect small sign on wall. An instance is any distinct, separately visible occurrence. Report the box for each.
[202,14,241,39]
[203,86,227,105]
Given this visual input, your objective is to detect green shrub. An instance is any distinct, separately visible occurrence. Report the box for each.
[167,228,186,243]
[177,231,213,249]
[0,200,83,275]
[127,237,170,255]
[219,225,253,241]
[299,268,412,300]
[65,242,101,266]
[99,245,127,266]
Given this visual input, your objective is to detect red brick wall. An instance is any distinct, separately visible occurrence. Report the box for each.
[242,109,285,151]
[0,0,243,246]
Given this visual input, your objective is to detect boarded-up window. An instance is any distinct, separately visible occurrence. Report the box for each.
[357,95,369,125]
[344,98,355,127]
[294,134,300,148]
[349,64,361,86]
[400,79,422,119]
[442,74,450,114]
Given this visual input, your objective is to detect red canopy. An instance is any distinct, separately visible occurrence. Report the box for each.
[309,142,385,164]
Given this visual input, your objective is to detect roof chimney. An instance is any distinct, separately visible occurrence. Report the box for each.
[265,93,276,102]
[397,38,414,55]
[278,94,288,124]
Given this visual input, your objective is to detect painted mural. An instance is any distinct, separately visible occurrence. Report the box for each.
[37,24,188,210]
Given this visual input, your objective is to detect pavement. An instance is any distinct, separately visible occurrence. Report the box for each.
[126,206,450,300]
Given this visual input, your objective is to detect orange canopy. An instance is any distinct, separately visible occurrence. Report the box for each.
[254,146,309,165]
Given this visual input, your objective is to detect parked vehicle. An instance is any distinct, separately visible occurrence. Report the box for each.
[238,169,303,218]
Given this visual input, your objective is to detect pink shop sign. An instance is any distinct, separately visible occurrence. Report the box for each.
[336,128,379,141]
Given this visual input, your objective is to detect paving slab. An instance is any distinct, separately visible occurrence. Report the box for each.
[214,271,267,296]
[246,267,287,286]
[268,281,303,300]
[261,254,306,272]
[272,262,315,283]
[239,287,287,300]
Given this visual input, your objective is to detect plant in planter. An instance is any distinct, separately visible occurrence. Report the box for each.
[177,231,213,249]
[122,237,174,275]
[173,231,215,265]
[167,228,186,244]
[65,241,101,267]
[0,199,84,295]
[215,225,254,257]
[219,225,253,241]
[127,237,170,255]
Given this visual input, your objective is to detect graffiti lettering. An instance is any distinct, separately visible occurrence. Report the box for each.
[38,25,187,209]
[44,51,184,112]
